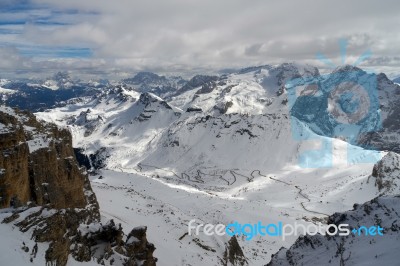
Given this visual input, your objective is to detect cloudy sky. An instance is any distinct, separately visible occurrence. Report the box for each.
[1,0,400,79]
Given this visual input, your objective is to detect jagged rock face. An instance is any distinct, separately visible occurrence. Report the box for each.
[269,63,320,87]
[176,75,219,95]
[28,130,87,208]
[267,195,400,266]
[11,180,99,266]
[0,123,30,207]
[125,72,165,84]
[372,152,400,193]
[139,92,172,109]
[289,66,400,152]
[123,72,186,97]
[0,106,157,265]
[357,74,400,153]
[3,206,157,266]
[0,106,86,208]
[125,226,157,265]
[74,109,105,137]
[237,65,272,74]
[195,80,218,94]
[268,153,400,265]
[1,82,101,112]
[290,67,377,137]
[223,236,248,266]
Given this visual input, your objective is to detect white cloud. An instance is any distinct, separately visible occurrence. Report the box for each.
[1,0,400,78]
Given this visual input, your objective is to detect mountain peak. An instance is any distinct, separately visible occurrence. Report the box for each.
[332,64,363,74]
[175,74,219,95]
[128,71,165,84]
[139,92,164,103]
[237,65,272,74]
[52,71,71,82]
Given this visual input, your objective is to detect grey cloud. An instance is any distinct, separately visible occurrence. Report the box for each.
[1,0,399,78]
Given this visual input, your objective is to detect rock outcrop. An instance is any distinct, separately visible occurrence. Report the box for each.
[0,106,86,208]
[222,236,248,266]
[267,195,400,266]
[289,66,400,153]
[0,106,157,266]
[268,153,400,266]
[371,152,400,193]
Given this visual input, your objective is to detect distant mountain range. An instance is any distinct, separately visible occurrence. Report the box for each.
[0,72,107,111]
[32,63,400,265]
[1,63,400,265]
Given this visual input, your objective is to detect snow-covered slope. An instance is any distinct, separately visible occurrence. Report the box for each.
[38,85,183,169]
[289,65,400,153]
[0,73,109,112]
[168,63,319,116]
[268,195,400,266]
[123,71,186,97]
[268,151,400,265]
[36,63,346,181]
[267,152,400,266]
[33,63,399,265]
[0,105,157,266]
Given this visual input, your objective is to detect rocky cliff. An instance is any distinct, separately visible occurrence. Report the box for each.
[0,105,157,266]
[0,105,86,208]
[289,66,400,153]
[267,195,400,266]
[267,153,400,266]
[371,152,400,193]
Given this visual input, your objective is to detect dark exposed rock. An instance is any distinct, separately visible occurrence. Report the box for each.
[1,78,101,112]
[186,106,203,112]
[123,72,186,97]
[175,75,219,95]
[196,81,217,94]
[268,195,400,266]
[124,72,165,85]
[125,226,157,265]
[4,205,157,266]
[214,101,233,114]
[0,106,157,266]
[237,65,272,74]
[73,147,92,170]
[139,93,174,112]
[371,152,400,193]
[267,152,400,266]
[0,107,86,208]
[289,66,400,153]
[222,236,248,266]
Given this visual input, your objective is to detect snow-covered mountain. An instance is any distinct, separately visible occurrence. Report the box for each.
[268,195,400,266]
[33,63,400,265]
[123,71,186,97]
[0,105,157,266]
[41,71,75,90]
[268,152,400,266]
[289,65,400,153]
[0,71,182,112]
[168,63,318,116]
[0,73,108,111]
[37,63,332,176]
